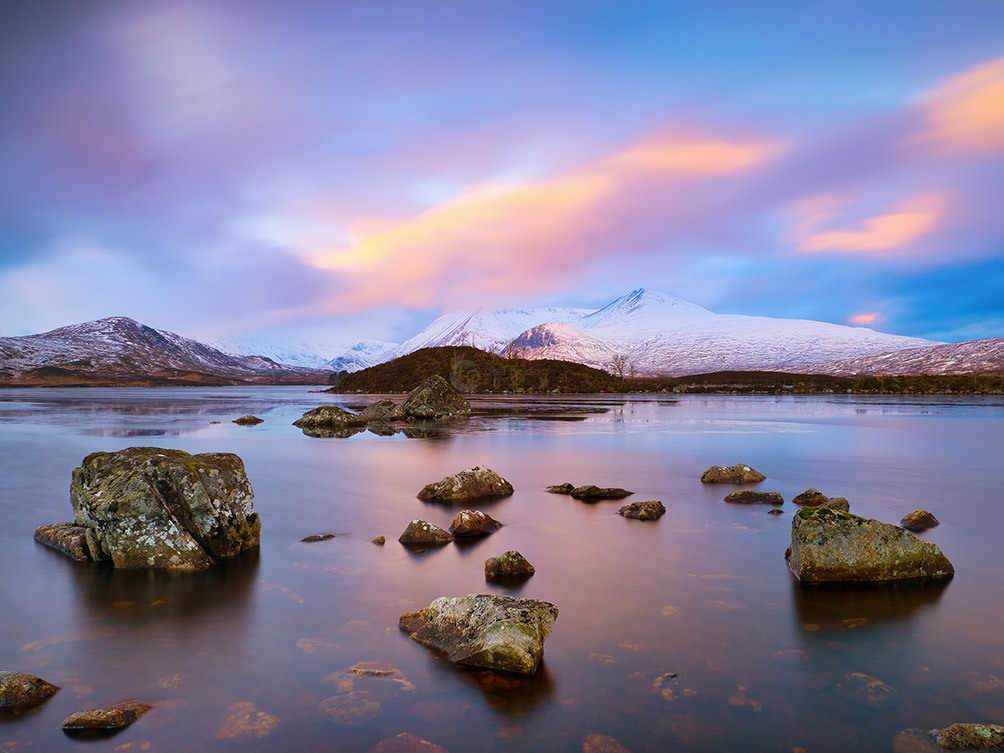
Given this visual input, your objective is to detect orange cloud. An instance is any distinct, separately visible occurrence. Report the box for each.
[848,312,881,325]
[796,195,944,254]
[915,57,1004,153]
[302,134,782,311]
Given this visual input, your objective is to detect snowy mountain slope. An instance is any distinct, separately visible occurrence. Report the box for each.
[802,337,1004,376]
[383,306,592,360]
[326,340,398,372]
[0,317,329,384]
[507,289,940,376]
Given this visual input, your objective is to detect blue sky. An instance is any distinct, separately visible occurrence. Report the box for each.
[1,0,1002,348]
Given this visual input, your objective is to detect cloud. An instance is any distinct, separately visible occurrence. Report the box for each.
[796,195,944,254]
[915,57,1004,153]
[848,312,882,325]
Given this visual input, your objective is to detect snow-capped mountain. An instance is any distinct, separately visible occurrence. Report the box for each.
[382,306,592,361]
[206,335,349,369]
[326,340,398,372]
[804,337,1004,376]
[0,317,329,385]
[503,289,939,376]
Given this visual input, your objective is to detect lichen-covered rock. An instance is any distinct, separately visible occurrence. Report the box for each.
[934,723,1004,750]
[233,415,264,426]
[214,701,280,739]
[700,464,765,484]
[372,535,386,545]
[485,551,535,580]
[546,483,575,494]
[417,466,514,503]
[618,500,666,520]
[369,732,450,753]
[293,405,368,430]
[34,522,93,562]
[62,699,152,730]
[901,510,940,532]
[723,490,783,505]
[41,448,261,571]
[793,487,829,506]
[824,496,850,512]
[398,519,454,546]
[402,375,471,419]
[360,400,407,422]
[788,507,954,583]
[570,485,633,501]
[449,510,502,537]
[0,672,59,714]
[399,594,558,674]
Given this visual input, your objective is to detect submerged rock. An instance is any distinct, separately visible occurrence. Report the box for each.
[399,520,454,546]
[618,500,666,520]
[301,533,337,543]
[793,487,829,506]
[582,734,632,753]
[317,691,382,725]
[214,701,280,739]
[449,510,502,537]
[369,732,450,753]
[293,405,368,430]
[0,672,59,714]
[360,400,407,422]
[901,510,940,532]
[546,483,575,494]
[233,415,264,426]
[700,464,765,484]
[835,672,897,708]
[570,485,633,501]
[485,551,535,580]
[723,490,783,505]
[399,594,558,674]
[417,466,514,503]
[62,699,152,730]
[38,447,260,570]
[402,375,471,419]
[788,507,954,583]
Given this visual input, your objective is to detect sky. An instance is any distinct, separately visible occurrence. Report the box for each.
[1,0,1003,351]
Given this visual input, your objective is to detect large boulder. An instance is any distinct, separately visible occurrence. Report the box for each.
[293,406,368,430]
[788,507,954,583]
[417,466,514,503]
[449,510,502,537]
[618,500,666,520]
[37,447,261,571]
[399,594,558,674]
[403,375,471,419]
[700,464,765,484]
[0,672,59,714]
[360,400,407,422]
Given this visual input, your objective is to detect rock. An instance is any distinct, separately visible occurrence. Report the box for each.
[934,723,1004,750]
[485,551,535,580]
[449,510,502,537]
[723,490,783,505]
[398,519,454,546]
[399,594,558,674]
[232,415,264,425]
[0,672,59,713]
[901,510,940,532]
[793,488,829,506]
[34,522,93,562]
[360,400,407,422]
[293,405,368,430]
[402,375,471,419]
[788,507,955,583]
[301,533,337,543]
[369,732,450,753]
[569,485,633,501]
[417,466,514,503]
[372,535,386,545]
[700,464,765,484]
[768,508,784,516]
[546,483,575,494]
[835,672,897,708]
[824,496,850,512]
[62,699,152,730]
[317,691,382,725]
[214,701,280,739]
[38,448,260,570]
[618,500,666,520]
[583,733,632,753]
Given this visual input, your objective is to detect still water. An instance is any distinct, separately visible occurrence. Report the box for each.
[1,387,1003,752]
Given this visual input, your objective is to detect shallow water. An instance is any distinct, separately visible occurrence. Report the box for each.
[1,387,1003,752]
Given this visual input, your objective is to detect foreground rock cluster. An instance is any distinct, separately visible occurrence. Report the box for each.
[35,447,261,570]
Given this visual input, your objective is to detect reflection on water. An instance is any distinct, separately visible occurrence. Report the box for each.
[0,387,1003,752]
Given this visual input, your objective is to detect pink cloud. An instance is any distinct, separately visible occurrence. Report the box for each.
[794,194,945,254]
[914,57,1004,154]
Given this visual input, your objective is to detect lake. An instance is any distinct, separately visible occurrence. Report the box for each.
[1,387,1003,752]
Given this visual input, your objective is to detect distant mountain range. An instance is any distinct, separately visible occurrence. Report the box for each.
[803,337,1004,376]
[0,317,329,386]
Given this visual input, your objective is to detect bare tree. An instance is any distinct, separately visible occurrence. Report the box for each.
[608,353,629,379]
